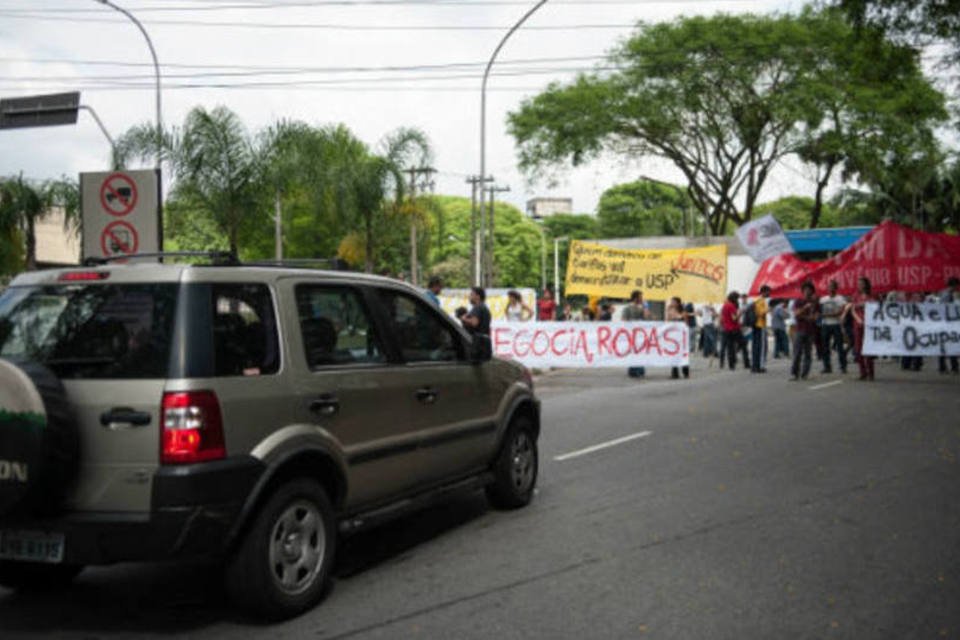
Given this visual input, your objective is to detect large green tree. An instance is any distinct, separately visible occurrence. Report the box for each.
[794,12,946,228]
[117,106,268,257]
[508,11,945,233]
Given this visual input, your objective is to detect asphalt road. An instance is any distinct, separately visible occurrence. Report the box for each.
[2,355,959,639]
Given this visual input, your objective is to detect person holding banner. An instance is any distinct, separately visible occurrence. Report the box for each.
[537,288,557,321]
[505,290,534,322]
[622,290,649,378]
[843,276,876,381]
[939,277,959,374]
[666,297,691,379]
[790,281,820,381]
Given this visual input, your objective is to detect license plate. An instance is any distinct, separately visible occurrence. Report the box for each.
[0,530,65,564]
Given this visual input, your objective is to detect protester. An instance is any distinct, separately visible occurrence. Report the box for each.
[771,300,790,359]
[598,303,613,321]
[843,276,876,381]
[666,297,690,379]
[559,302,574,322]
[738,295,752,370]
[582,306,596,321]
[819,280,847,374]
[505,289,534,321]
[622,290,649,378]
[750,285,770,373]
[460,286,492,360]
[790,281,820,381]
[699,303,718,358]
[902,291,926,371]
[537,287,557,321]
[720,292,742,370]
[424,275,443,307]
[684,302,697,353]
[940,277,959,374]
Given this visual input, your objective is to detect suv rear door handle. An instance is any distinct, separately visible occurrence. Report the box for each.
[100,407,151,430]
[416,387,438,404]
[309,395,340,417]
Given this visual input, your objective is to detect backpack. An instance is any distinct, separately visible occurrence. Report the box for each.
[743,302,757,327]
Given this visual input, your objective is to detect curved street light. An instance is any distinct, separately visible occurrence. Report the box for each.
[477,0,550,285]
[94,0,162,170]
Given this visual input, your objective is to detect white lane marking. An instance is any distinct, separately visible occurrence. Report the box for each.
[809,380,843,391]
[554,431,653,462]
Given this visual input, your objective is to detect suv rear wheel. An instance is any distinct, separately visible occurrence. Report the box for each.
[225,478,336,620]
[486,415,538,509]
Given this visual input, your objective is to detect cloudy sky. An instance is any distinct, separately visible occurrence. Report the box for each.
[2,0,818,216]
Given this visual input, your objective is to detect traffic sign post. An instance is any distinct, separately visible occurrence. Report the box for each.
[81,169,160,261]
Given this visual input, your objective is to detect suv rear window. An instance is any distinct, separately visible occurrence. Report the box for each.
[0,284,178,379]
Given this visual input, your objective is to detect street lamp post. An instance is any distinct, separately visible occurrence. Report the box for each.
[95,0,162,170]
[553,235,569,300]
[478,0,550,285]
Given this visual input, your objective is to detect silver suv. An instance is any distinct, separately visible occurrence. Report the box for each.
[0,258,539,619]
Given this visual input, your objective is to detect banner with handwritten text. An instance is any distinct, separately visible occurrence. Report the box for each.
[492,321,690,367]
[863,302,960,356]
[564,241,728,302]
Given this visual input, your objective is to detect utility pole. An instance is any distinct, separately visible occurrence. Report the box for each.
[469,175,494,286]
[404,166,436,286]
[485,184,510,287]
[274,188,282,260]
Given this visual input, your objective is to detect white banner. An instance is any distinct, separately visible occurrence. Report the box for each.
[735,214,794,263]
[491,321,690,368]
[863,302,960,356]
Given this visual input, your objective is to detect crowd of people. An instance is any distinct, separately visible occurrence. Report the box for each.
[701,276,960,381]
[421,274,960,381]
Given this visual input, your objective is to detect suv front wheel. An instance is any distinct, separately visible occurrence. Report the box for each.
[486,416,539,509]
[225,478,337,620]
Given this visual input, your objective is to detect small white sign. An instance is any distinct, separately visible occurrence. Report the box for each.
[863,302,960,356]
[81,169,160,261]
[736,214,794,263]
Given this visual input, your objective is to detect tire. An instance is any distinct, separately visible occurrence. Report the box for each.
[224,479,337,620]
[0,358,79,517]
[0,561,83,591]
[486,416,539,509]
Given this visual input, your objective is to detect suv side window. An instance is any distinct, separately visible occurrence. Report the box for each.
[377,289,464,363]
[212,284,280,376]
[295,285,384,368]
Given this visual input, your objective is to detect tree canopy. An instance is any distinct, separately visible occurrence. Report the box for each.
[508,10,946,234]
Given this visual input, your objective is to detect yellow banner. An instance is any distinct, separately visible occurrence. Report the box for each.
[565,241,728,302]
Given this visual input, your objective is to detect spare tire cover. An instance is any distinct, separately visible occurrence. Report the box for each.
[0,358,78,517]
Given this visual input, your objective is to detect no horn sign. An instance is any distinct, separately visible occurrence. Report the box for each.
[81,169,160,261]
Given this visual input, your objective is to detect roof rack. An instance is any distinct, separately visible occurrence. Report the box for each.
[83,251,238,267]
[242,258,350,270]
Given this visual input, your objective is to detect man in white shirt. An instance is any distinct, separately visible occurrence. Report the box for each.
[819,280,847,374]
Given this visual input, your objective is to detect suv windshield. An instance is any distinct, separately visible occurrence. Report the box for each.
[0,283,178,379]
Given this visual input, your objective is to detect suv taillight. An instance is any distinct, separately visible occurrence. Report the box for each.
[161,391,226,464]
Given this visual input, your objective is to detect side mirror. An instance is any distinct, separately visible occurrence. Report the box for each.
[469,335,492,363]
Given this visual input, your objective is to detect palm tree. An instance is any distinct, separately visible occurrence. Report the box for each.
[116,106,266,256]
[0,174,79,271]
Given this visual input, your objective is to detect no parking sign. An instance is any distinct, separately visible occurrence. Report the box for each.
[81,169,159,261]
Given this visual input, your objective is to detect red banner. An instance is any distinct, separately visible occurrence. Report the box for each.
[750,221,960,297]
